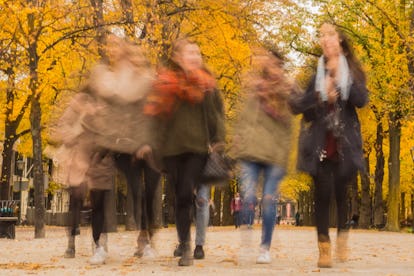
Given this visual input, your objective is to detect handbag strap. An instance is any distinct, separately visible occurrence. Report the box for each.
[202,98,213,153]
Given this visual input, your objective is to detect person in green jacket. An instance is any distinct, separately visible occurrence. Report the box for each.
[230,47,296,264]
[143,38,225,266]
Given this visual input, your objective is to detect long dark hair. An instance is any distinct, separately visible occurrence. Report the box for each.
[330,24,366,83]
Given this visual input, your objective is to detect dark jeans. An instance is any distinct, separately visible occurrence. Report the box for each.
[115,154,161,237]
[90,189,110,244]
[164,153,207,244]
[313,159,353,241]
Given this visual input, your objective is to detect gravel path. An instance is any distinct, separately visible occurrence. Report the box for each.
[0,225,413,275]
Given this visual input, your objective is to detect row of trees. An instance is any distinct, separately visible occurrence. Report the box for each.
[0,1,413,237]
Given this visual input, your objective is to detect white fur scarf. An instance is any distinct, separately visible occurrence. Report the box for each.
[315,54,353,102]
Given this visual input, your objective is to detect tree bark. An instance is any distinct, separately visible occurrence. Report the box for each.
[359,156,372,228]
[221,185,232,226]
[1,138,16,200]
[373,119,385,226]
[386,113,401,231]
[120,0,135,37]
[212,188,222,226]
[27,5,45,238]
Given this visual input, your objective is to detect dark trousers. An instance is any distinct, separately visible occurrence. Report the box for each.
[164,153,207,244]
[115,154,161,237]
[90,189,110,244]
[313,160,353,241]
[67,183,87,236]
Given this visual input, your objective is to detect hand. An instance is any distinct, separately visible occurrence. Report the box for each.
[136,144,152,159]
[211,142,225,153]
[325,76,338,103]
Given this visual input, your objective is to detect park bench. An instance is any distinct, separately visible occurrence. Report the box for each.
[0,200,19,239]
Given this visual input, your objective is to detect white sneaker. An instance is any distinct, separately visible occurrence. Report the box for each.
[142,244,157,258]
[89,246,107,265]
[256,248,271,264]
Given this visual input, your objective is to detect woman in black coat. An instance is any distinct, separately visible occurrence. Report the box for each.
[290,23,368,268]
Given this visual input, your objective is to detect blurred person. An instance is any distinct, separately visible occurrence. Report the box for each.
[87,150,116,265]
[115,154,161,259]
[143,38,225,266]
[230,47,295,264]
[86,34,162,259]
[289,23,368,268]
[230,192,243,228]
[53,33,156,264]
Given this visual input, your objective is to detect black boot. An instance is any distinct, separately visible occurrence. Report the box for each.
[193,245,205,259]
[173,243,185,257]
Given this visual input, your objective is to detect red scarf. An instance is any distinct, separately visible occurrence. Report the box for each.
[144,68,216,117]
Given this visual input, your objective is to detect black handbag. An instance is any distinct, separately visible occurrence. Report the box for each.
[200,105,234,185]
[201,147,234,185]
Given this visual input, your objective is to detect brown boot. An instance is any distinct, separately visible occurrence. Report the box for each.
[336,232,349,262]
[134,230,149,257]
[178,242,193,266]
[317,241,332,268]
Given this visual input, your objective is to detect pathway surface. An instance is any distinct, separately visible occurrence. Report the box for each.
[0,225,413,275]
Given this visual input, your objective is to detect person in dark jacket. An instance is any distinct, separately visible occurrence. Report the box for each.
[289,23,369,268]
[143,38,225,266]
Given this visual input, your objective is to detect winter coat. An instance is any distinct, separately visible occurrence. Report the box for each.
[289,75,368,177]
[86,150,116,190]
[230,96,293,169]
[160,88,225,157]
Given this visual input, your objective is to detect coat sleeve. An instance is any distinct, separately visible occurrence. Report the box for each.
[346,79,369,108]
[207,89,226,144]
[288,76,320,122]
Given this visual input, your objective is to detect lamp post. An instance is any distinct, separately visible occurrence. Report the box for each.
[16,159,24,224]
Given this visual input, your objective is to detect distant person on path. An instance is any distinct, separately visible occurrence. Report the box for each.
[289,23,368,268]
[230,192,243,228]
[295,211,300,226]
[230,47,295,264]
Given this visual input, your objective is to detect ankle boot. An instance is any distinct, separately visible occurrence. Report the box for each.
[336,232,349,262]
[178,243,193,266]
[317,241,332,268]
[64,236,76,258]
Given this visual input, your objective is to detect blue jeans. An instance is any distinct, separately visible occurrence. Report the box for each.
[195,184,210,246]
[239,160,285,249]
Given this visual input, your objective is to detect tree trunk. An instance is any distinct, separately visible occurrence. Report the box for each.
[125,183,137,230]
[90,0,107,61]
[400,192,406,223]
[152,175,163,228]
[165,177,175,224]
[386,113,401,231]
[1,138,16,200]
[212,188,222,226]
[1,72,30,200]
[373,120,385,227]
[30,97,45,238]
[27,7,45,238]
[221,185,232,226]
[120,0,135,37]
[359,156,371,228]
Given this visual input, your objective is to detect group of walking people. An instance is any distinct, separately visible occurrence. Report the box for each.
[51,21,368,269]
